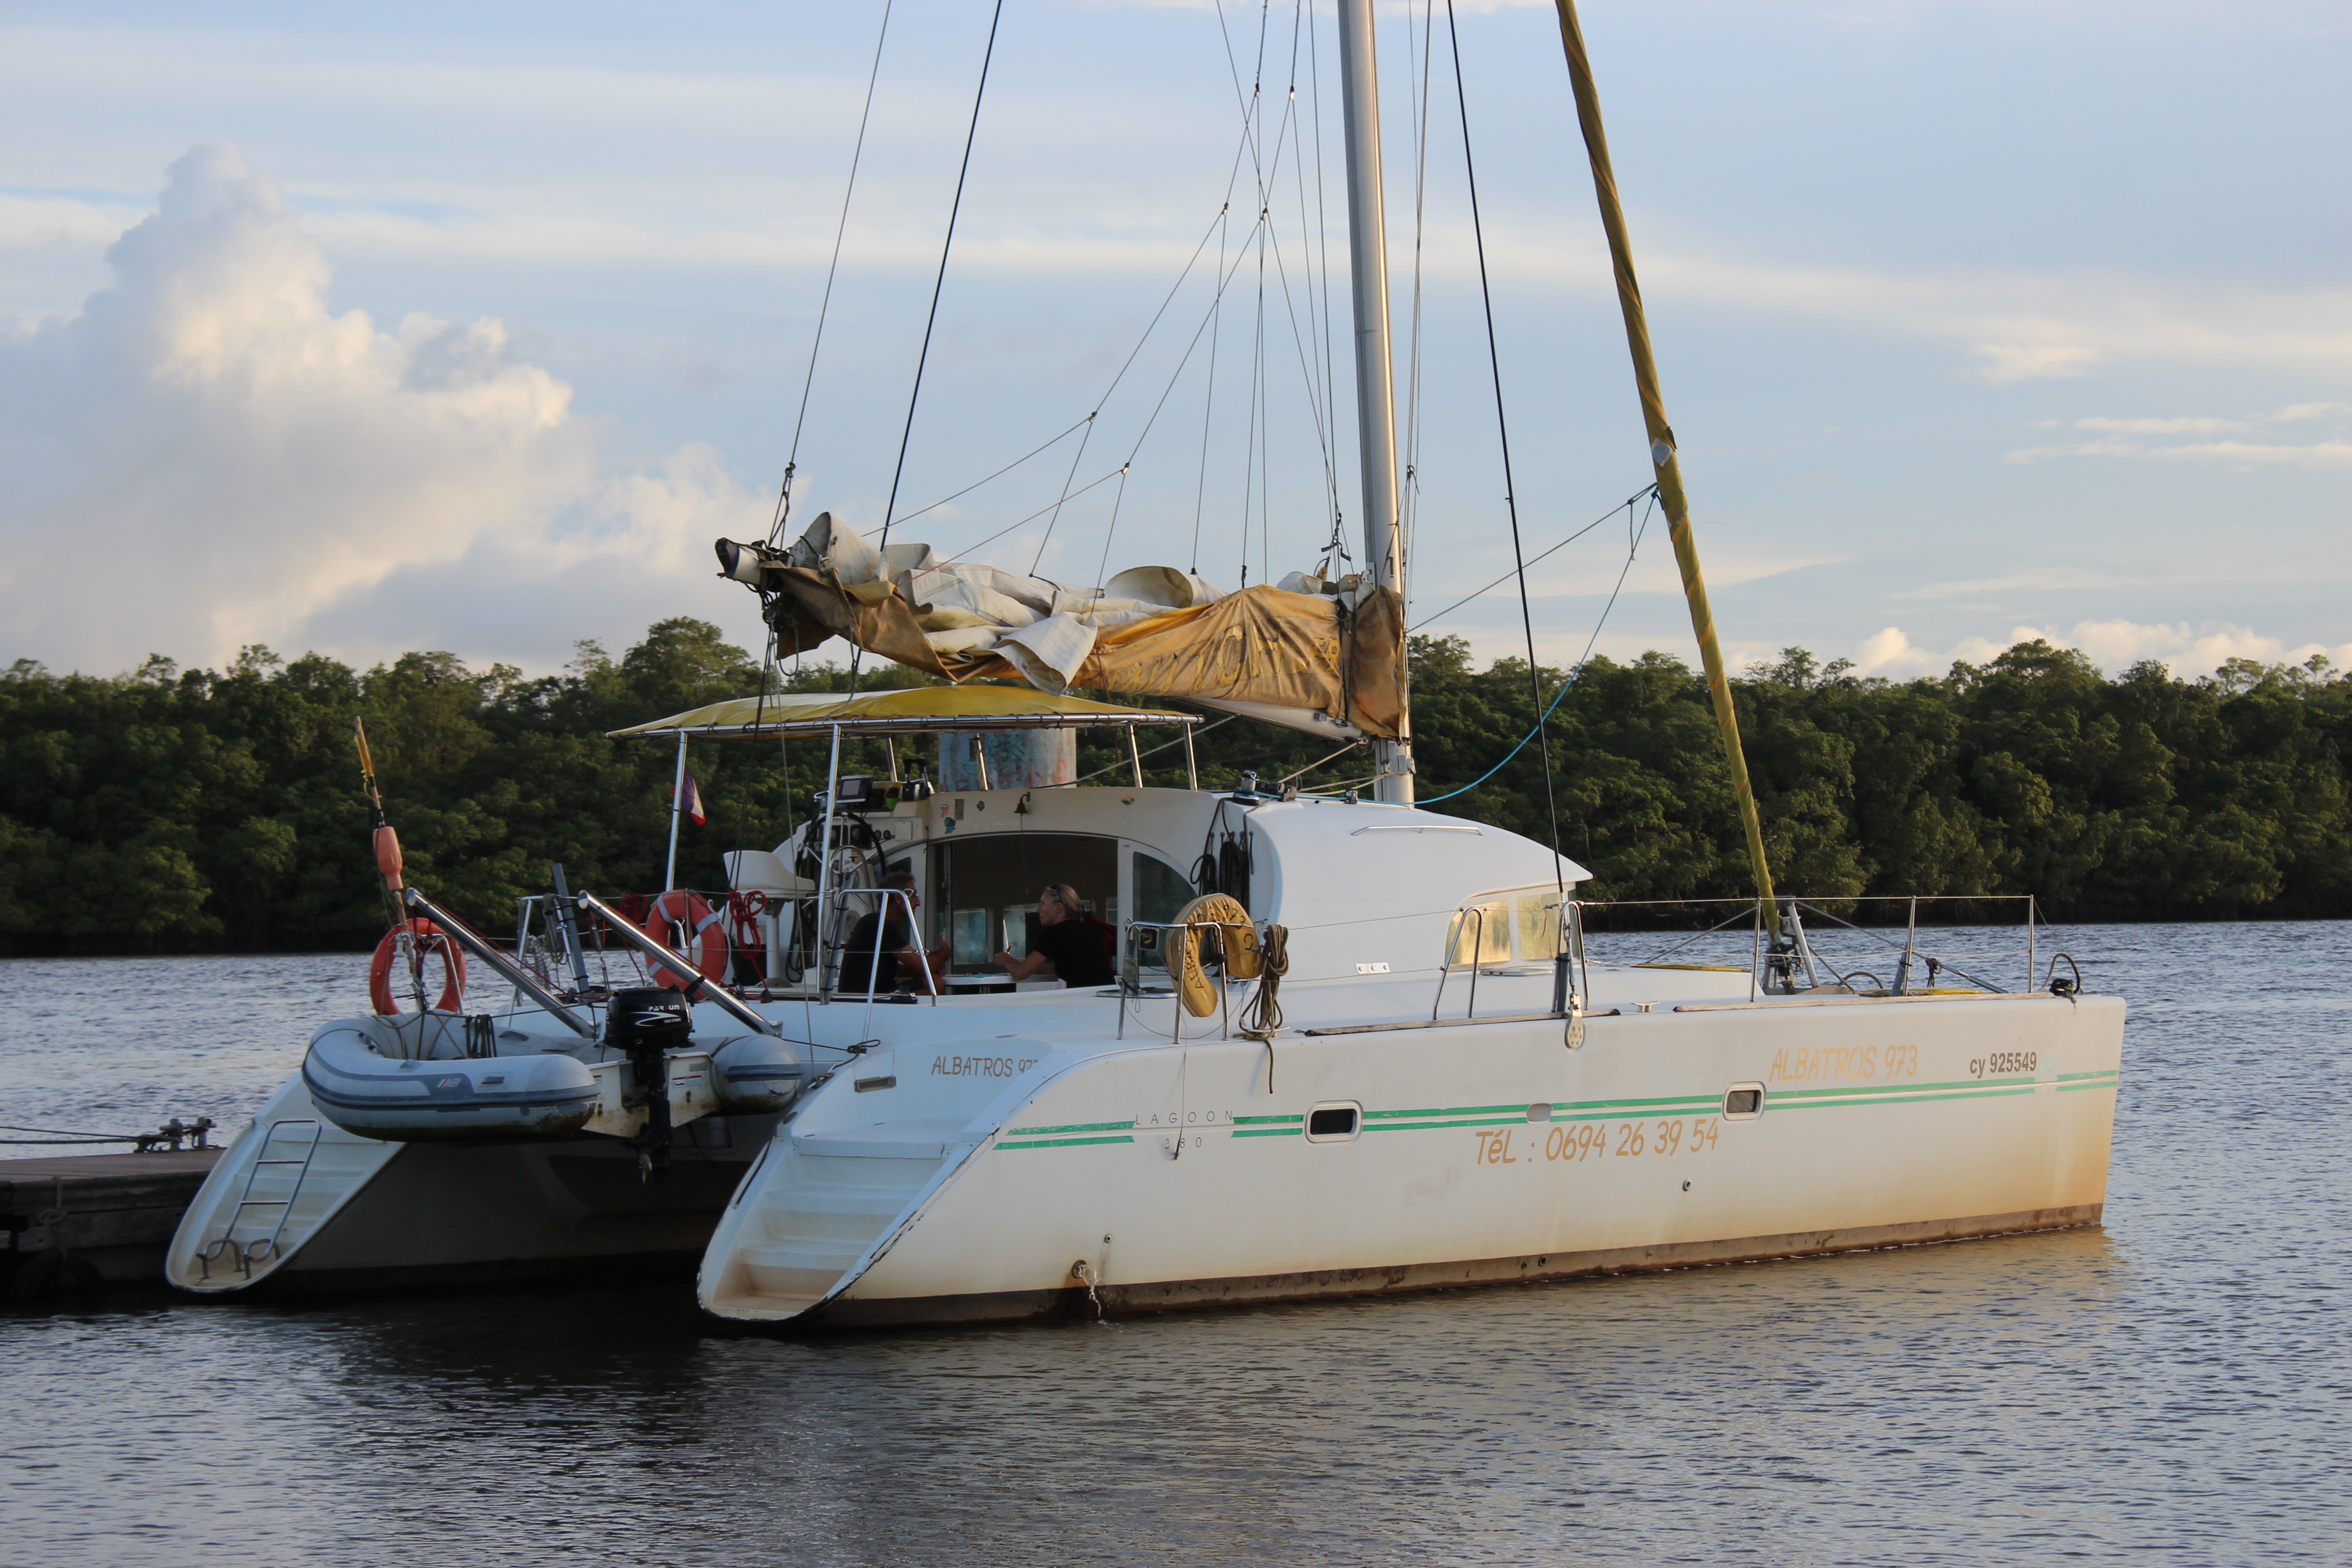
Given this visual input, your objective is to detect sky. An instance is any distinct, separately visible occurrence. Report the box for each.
[3,0,2347,686]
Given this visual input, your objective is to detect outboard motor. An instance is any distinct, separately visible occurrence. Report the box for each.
[610,986,690,1183]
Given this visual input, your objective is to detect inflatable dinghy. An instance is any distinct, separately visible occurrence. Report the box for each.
[303,1014,598,1142]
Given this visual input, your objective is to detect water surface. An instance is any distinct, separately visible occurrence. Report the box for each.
[2,922,2345,1565]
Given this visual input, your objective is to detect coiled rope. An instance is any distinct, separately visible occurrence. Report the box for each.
[1238,923,1289,1090]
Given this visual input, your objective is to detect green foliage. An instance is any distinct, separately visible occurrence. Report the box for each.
[2,625,2347,954]
[1393,636,2352,920]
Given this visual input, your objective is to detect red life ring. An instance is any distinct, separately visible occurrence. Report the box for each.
[641,890,728,990]
[369,918,466,1014]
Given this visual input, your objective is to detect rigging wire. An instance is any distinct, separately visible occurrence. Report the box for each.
[1189,203,1228,573]
[769,0,894,548]
[1274,736,1366,786]
[851,0,1000,696]
[931,466,1132,570]
[1025,201,1238,575]
[1416,493,1654,806]
[1443,0,1566,881]
[1308,0,1344,543]
[1401,0,1435,600]
[888,414,1094,532]
[1044,712,1240,787]
[1409,484,1657,631]
[871,0,1004,572]
[1094,205,1314,586]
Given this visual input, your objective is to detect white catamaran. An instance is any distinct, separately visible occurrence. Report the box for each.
[169,0,2122,1313]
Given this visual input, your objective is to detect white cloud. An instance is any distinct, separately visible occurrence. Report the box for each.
[2073,415,2250,436]
[0,191,147,253]
[1968,343,2100,383]
[1848,619,2352,681]
[0,146,766,674]
[2005,400,2352,469]
[1893,566,2140,602]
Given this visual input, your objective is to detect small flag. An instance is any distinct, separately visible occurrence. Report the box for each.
[675,771,706,827]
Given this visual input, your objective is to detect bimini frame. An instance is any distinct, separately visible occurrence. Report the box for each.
[611,685,1201,1004]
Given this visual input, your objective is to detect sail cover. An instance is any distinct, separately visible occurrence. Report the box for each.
[716,514,1404,739]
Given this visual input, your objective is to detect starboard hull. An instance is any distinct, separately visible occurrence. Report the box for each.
[701,987,2123,1326]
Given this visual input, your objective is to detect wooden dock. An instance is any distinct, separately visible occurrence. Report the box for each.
[2,1149,221,1305]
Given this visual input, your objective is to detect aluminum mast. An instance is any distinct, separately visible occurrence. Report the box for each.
[1336,0,1415,804]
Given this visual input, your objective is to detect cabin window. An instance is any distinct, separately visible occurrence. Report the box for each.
[1723,1084,1765,1119]
[1306,1102,1362,1142]
[1445,883,1580,970]
[1448,901,1511,967]
[1516,895,1563,963]
[937,832,1116,973]
[1129,850,1195,970]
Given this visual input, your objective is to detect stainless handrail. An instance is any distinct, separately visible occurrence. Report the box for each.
[840,887,941,1043]
[1117,918,1250,1043]
[1431,905,1491,1021]
[569,891,781,1037]
[402,887,595,1039]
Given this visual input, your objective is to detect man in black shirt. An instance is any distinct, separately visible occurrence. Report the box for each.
[993,882,1114,988]
[839,870,946,994]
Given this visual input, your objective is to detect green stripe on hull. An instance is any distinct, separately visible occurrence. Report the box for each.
[1363,1102,1529,1120]
[1770,1075,2032,1101]
[996,1069,2118,1150]
[1774,1087,2037,1109]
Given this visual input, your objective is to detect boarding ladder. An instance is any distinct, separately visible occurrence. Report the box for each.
[195,1118,322,1281]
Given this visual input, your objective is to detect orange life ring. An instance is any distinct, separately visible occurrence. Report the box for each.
[641,890,728,990]
[369,918,465,1014]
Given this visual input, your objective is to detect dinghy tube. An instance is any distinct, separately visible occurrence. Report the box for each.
[707,1034,806,1114]
[303,1016,598,1143]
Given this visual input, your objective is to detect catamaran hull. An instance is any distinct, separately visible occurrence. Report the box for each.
[801,1203,2104,1328]
[168,1074,775,1295]
[701,990,2122,1326]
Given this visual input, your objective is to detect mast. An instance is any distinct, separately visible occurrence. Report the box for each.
[1336,0,1415,804]
[1549,0,1778,921]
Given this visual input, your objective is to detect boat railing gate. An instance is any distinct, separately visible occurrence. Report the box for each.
[838,886,941,1046]
[1565,894,2060,999]
[1429,897,1594,1023]
[1116,918,1254,1044]
[195,1117,321,1282]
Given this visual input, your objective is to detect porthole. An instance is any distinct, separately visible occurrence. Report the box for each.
[1722,1083,1765,1120]
[1306,1102,1362,1143]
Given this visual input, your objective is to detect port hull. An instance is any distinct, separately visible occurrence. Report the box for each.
[167,1071,772,1295]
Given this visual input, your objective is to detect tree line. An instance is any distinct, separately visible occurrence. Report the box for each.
[2,618,2345,955]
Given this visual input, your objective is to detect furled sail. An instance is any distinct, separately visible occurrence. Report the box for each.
[715,514,1404,739]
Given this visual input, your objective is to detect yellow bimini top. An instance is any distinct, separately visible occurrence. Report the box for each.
[607,685,1199,741]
